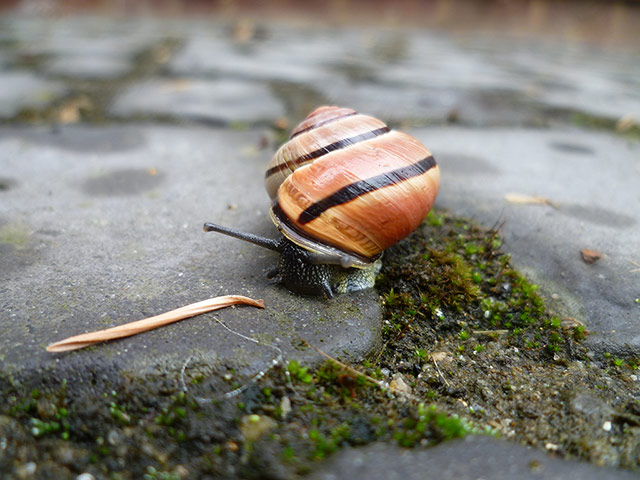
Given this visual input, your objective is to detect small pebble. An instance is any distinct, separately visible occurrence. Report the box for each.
[174,465,189,479]
[16,462,37,478]
[76,474,95,480]
[389,373,412,394]
[602,421,612,432]
[279,395,292,419]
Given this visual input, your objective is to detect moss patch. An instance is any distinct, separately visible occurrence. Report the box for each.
[0,223,30,248]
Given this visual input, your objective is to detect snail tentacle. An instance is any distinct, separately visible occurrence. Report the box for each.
[203,222,282,253]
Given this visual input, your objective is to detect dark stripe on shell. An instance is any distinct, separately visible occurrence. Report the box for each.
[289,110,357,139]
[264,126,390,180]
[298,155,437,225]
[271,201,378,264]
[297,126,390,163]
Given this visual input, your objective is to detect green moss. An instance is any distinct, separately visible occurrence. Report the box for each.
[0,223,30,248]
[377,210,573,357]
[288,360,314,384]
[154,393,188,427]
[570,111,640,140]
[393,403,492,447]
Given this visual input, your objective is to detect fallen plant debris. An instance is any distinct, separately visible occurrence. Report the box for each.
[504,192,557,208]
[46,295,265,352]
[580,248,602,264]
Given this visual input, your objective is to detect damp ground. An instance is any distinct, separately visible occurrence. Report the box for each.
[1,210,638,479]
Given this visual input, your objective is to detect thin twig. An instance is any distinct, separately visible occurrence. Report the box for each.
[432,358,450,388]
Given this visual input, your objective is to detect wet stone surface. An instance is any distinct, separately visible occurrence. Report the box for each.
[0,125,381,381]
[110,78,285,123]
[309,436,640,480]
[0,7,639,480]
[0,72,66,117]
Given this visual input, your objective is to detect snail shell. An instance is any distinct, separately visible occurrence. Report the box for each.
[203,106,440,297]
[264,106,440,267]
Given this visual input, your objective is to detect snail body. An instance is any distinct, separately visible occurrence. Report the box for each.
[204,106,440,297]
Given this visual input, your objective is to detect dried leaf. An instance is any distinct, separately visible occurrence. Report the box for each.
[580,249,602,264]
[504,193,555,207]
[46,295,265,353]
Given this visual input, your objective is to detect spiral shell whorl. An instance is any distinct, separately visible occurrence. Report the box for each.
[265,106,385,199]
[265,106,440,263]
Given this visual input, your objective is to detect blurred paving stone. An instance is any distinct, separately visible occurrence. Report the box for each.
[1,15,162,80]
[334,32,640,124]
[170,24,639,125]
[110,78,285,123]
[418,126,640,355]
[45,55,133,79]
[0,125,380,382]
[371,32,640,123]
[4,15,159,57]
[0,71,65,117]
[308,436,638,480]
[493,41,640,123]
[169,26,347,85]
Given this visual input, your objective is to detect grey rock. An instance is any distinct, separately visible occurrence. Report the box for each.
[110,79,285,123]
[6,15,157,58]
[45,55,133,79]
[330,31,640,125]
[308,436,638,480]
[1,15,162,80]
[0,71,65,117]
[0,125,380,382]
[169,25,347,85]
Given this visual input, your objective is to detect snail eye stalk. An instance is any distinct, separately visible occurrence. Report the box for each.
[203,223,282,253]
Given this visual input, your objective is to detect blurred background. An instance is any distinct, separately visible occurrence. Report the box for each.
[0,0,638,134]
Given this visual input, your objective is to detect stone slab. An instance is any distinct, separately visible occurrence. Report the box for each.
[1,15,161,80]
[45,55,133,79]
[417,126,640,355]
[309,436,638,480]
[169,24,640,125]
[169,29,342,85]
[0,72,65,118]
[0,125,381,382]
[110,79,285,123]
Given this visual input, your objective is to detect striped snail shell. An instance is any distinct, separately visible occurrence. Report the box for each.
[204,106,440,297]
[265,106,440,267]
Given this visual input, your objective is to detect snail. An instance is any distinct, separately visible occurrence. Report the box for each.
[204,106,440,297]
